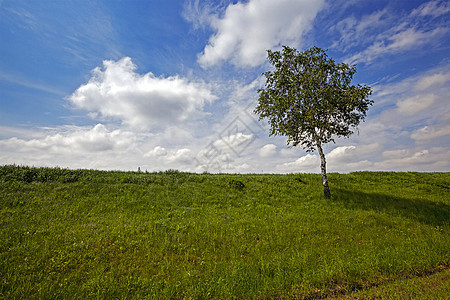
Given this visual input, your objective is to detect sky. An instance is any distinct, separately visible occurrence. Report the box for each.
[0,0,449,173]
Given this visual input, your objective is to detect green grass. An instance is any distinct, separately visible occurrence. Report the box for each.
[1,166,449,299]
[338,267,449,299]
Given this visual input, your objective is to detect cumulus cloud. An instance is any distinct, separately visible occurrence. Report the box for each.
[166,148,193,164]
[144,146,167,157]
[0,124,143,169]
[0,124,133,154]
[279,154,319,171]
[196,0,325,68]
[375,148,450,171]
[327,145,356,162]
[278,146,359,173]
[68,57,216,129]
[277,144,381,173]
[144,146,193,165]
[258,144,277,157]
[341,64,450,172]
[371,64,450,131]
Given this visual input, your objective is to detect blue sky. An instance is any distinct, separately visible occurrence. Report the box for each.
[0,0,449,173]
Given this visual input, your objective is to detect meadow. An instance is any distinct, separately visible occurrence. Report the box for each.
[0,165,449,299]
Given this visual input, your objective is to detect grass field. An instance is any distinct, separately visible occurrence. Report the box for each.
[1,165,449,299]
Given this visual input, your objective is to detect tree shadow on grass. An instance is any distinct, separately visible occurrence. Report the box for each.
[332,188,450,227]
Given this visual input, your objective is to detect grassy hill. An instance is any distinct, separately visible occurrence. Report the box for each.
[1,165,449,299]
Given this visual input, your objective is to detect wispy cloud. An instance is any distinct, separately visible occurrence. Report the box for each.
[2,6,40,32]
[182,0,224,30]
[1,1,121,65]
[0,71,66,96]
[330,0,450,64]
[347,27,448,64]
[330,8,390,51]
[410,0,450,18]
[415,71,450,90]
[411,124,450,142]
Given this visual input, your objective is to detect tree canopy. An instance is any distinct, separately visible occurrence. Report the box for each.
[255,46,373,196]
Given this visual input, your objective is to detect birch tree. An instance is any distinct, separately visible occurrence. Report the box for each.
[255,46,373,197]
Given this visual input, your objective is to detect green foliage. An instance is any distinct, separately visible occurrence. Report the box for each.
[255,46,373,151]
[0,166,449,299]
[0,165,83,183]
[229,179,245,191]
[255,46,373,197]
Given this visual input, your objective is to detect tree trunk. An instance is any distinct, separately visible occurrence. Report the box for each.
[316,141,331,198]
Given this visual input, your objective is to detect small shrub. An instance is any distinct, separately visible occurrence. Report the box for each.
[229,179,245,191]
[164,169,180,176]
[22,168,38,183]
[120,175,134,184]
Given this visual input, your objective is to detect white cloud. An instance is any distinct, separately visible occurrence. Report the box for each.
[192,129,257,172]
[182,0,219,30]
[331,9,389,51]
[396,94,436,115]
[0,124,133,154]
[274,142,384,173]
[375,148,450,171]
[278,154,319,171]
[214,132,254,153]
[0,124,142,169]
[410,0,450,18]
[144,146,167,157]
[371,65,450,131]
[68,57,216,129]
[337,1,450,65]
[327,145,356,162]
[411,124,450,142]
[415,71,450,91]
[0,123,202,171]
[2,1,449,174]
[382,149,410,159]
[280,148,296,157]
[258,144,277,157]
[166,148,193,164]
[278,144,381,173]
[348,27,448,64]
[0,125,44,140]
[387,27,443,50]
[339,64,450,172]
[229,163,251,173]
[144,146,194,166]
[197,0,325,68]
[243,63,449,174]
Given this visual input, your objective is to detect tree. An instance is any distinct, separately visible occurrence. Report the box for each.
[255,46,373,197]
